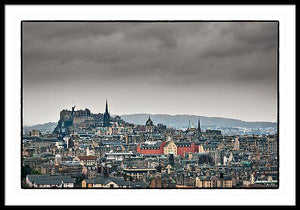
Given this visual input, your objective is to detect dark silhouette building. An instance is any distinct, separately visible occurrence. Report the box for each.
[169,154,175,166]
[198,119,202,138]
[103,99,110,127]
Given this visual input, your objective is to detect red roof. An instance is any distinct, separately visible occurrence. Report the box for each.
[78,156,97,160]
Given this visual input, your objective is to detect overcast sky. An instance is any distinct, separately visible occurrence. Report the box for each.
[23,21,278,125]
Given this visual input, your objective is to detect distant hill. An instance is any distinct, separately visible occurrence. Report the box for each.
[23,122,57,132]
[120,114,277,130]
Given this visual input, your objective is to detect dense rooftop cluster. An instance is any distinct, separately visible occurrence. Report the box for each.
[22,104,278,189]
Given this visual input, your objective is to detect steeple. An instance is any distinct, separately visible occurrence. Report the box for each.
[105,99,108,113]
[198,119,202,138]
[103,99,110,127]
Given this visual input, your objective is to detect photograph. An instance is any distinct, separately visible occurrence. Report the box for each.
[21,21,279,189]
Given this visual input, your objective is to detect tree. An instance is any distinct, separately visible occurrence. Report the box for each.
[21,165,32,178]
[31,169,42,175]
[76,175,85,184]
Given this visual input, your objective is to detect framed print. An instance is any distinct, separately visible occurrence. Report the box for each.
[4,4,296,206]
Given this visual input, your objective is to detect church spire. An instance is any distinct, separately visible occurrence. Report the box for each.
[198,118,202,138]
[105,99,108,113]
[103,99,110,127]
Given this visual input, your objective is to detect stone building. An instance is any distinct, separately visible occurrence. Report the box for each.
[145,116,154,133]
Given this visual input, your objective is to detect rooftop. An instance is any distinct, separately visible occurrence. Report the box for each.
[78,156,97,160]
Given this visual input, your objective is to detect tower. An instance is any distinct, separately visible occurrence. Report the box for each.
[103,99,110,127]
[197,119,202,138]
[145,115,154,133]
[71,105,76,114]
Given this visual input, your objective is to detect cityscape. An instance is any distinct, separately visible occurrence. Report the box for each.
[22,21,278,189]
[22,100,278,189]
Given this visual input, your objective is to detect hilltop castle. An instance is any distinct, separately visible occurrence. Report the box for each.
[53,100,123,136]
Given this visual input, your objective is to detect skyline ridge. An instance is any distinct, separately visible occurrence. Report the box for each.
[23,112,277,127]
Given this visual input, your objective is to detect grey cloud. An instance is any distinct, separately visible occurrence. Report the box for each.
[23,22,125,42]
[23,22,278,124]
[200,22,277,59]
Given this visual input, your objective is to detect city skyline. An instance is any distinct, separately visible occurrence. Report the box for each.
[23,21,278,125]
[23,100,278,126]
